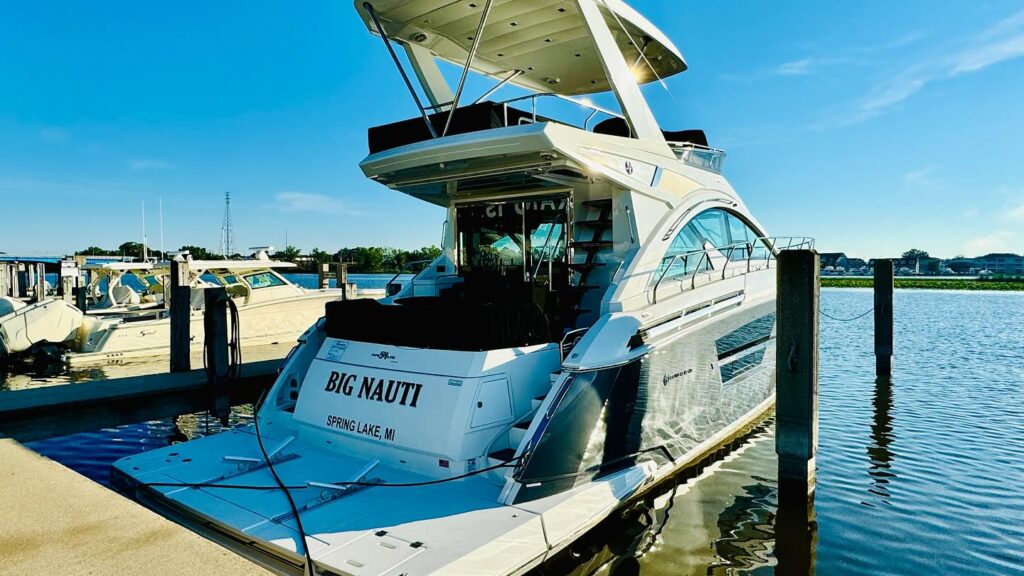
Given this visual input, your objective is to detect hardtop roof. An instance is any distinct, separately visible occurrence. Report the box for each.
[355,0,686,96]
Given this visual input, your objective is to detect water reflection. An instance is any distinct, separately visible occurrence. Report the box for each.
[865,376,895,506]
[530,422,781,576]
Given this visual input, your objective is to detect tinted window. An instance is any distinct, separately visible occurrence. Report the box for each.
[659,209,766,278]
[245,272,286,289]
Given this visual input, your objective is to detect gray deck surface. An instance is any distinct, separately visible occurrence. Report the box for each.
[0,435,273,575]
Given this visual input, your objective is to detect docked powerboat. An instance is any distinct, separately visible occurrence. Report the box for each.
[65,251,351,365]
[81,261,170,314]
[114,2,810,574]
[1,250,354,363]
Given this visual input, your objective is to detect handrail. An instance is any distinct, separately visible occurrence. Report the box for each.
[531,224,562,283]
[650,236,814,304]
[385,258,435,296]
[560,328,589,362]
[497,93,624,132]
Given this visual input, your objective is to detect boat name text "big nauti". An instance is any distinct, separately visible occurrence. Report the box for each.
[324,371,424,408]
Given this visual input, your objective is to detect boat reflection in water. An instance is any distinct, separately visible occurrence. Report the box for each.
[531,420,798,576]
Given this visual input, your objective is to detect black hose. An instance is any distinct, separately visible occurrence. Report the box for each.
[251,390,315,576]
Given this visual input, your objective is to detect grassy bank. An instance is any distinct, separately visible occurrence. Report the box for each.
[821,277,1024,291]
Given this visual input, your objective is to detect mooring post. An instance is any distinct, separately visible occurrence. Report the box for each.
[336,262,352,300]
[873,259,894,378]
[169,259,192,373]
[203,287,231,425]
[60,276,74,303]
[12,264,22,298]
[74,286,88,312]
[33,263,46,302]
[318,263,330,290]
[775,249,819,574]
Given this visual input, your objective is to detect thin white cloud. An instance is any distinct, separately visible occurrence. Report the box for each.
[1003,200,1024,223]
[272,192,347,214]
[38,127,70,144]
[775,58,814,76]
[903,166,938,186]
[129,159,174,171]
[832,9,1024,127]
[964,230,1015,255]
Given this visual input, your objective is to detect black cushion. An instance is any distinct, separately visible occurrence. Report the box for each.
[367,101,546,154]
[324,297,551,351]
[593,117,709,147]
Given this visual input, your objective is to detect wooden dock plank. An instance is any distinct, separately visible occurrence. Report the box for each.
[0,435,274,575]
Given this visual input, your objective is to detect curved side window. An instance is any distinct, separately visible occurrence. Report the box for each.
[657,208,766,280]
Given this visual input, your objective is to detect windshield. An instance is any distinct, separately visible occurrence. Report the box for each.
[456,194,570,283]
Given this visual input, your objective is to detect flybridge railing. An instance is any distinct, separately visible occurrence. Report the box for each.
[649,236,815,304]
[668,143,727,174]
[492,93,624,131]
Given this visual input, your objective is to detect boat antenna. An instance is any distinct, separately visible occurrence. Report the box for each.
[159,196,165,260]
[142,200,149,262]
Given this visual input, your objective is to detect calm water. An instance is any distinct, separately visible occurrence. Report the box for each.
[5,289,1024,575]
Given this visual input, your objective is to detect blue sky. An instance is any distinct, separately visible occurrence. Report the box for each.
[1,1,1022,258]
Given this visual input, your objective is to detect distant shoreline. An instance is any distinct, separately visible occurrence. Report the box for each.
[820,277,1024,291]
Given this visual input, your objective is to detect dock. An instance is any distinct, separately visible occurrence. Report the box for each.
[0,433,273,575]
[0,360,280,442]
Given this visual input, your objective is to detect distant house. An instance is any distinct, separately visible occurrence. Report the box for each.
[975,253,1024,275]
[819,252,848,271]
[846,258,868,272]
[946,257,980,275]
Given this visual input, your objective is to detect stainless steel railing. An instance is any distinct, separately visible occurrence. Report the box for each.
[668,142,727,174]
[649,236,815,304]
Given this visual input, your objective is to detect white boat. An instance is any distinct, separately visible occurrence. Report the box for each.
[80,261,170,314]
[66,252,350,365]
[114,2,810,574]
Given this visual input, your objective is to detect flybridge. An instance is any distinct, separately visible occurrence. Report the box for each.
[357,0,685,146]
[354,0,686,96]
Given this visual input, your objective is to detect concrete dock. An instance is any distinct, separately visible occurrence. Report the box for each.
[0,434,274,575]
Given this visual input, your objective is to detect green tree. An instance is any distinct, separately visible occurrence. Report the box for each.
[179,245,218,260]
[902,249,930,259]
[77,246,115,256]
[309,248,332,265]
[118,242,145,259]
[273,246,302,262]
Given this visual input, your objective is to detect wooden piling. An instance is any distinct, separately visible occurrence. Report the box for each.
[336,262,352,300]
[873,259,894,378]
[74,286,88,312]
[169,259,192,373]
[203,287,231,425]
[318,263,331,289]
[33,263,46,301]
[776,249,819,494]
[11,264,21,298]
[60,276,75,303]
[775,249,819,574]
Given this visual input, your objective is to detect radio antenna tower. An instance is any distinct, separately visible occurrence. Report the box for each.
[220,191,236,257]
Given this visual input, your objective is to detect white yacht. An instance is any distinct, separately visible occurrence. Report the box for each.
[66,251,351,365]
[114,2,810,574]
[0,250,352,364]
